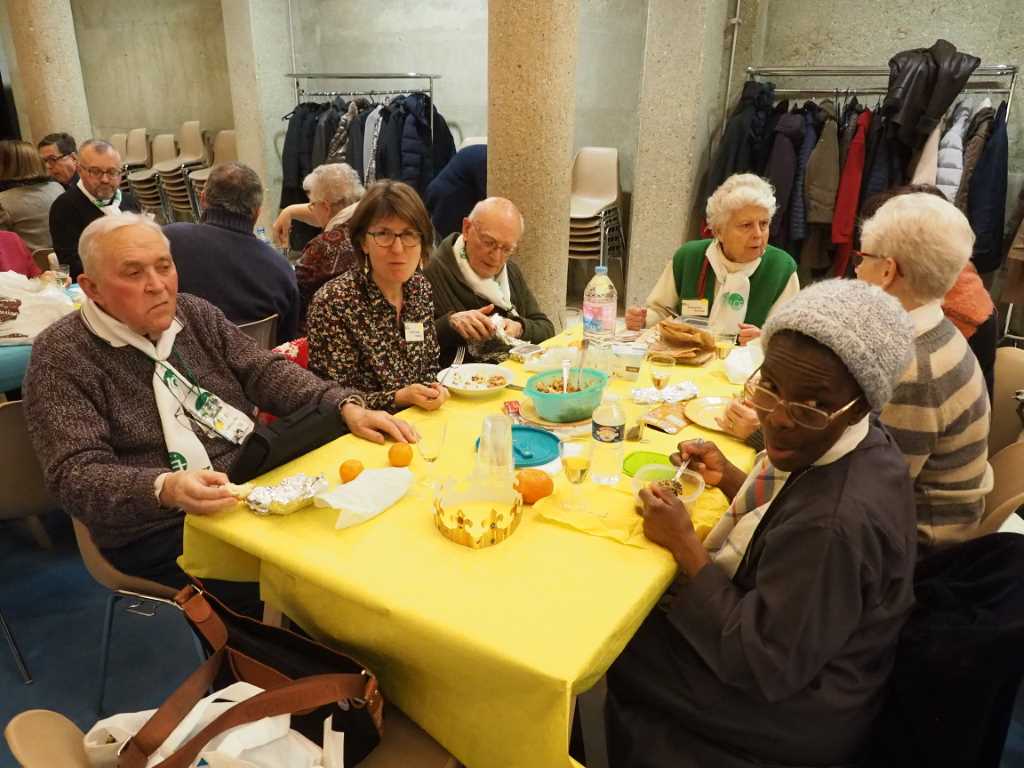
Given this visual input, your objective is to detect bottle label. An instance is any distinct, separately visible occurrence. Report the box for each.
[592,422,625,444]
[583,302,616,333]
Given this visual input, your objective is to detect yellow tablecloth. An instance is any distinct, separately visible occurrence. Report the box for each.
[180,332,754,768]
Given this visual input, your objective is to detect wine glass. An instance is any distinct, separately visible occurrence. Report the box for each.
[559,438,594,515]
[415,417,448,489]
[648,353,675,391]
[714,332,738,360]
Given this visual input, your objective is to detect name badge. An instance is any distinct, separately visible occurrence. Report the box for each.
[680,299,709,318]
[404,322,425,342]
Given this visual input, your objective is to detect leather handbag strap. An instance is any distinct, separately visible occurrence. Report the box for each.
[125,673,370,768]
[175,585,229,651]
[118,648,228,768]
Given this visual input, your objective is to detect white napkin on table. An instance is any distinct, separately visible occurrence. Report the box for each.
[314,468,414,530]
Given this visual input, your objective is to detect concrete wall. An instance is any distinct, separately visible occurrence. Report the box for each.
[292,0,648,191]
[71,0,234,141]
[746,0,1023,197]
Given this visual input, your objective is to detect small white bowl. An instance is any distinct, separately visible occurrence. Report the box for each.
[437,363,515,398]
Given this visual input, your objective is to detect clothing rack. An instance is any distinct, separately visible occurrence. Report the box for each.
[748,63,1022,343]
[285,72,443,143]
[746,65,1017,115]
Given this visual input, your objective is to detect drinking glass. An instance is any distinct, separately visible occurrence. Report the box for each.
[715,332,738,360]
[559,438,594,515]
[415,417,448,489]
[647,353,675,391]
[563,307,582,335]
[477,414,514,480]
[52,263,70,287]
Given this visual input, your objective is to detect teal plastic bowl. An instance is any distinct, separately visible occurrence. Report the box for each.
[524,367,608,423]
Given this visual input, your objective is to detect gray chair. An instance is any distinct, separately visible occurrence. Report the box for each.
[237,313,279,350]
[990,346,1024,457]
[71,518,203,714]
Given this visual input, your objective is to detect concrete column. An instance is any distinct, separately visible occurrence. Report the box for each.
[220,0,294,231]
[625,0,728,306]
[4,0,91,142]
[488,0,579,326]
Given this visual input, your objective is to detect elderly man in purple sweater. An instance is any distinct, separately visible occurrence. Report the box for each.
[24,212,415,591]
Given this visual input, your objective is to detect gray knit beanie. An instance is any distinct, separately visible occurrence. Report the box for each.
[761,279,914,410]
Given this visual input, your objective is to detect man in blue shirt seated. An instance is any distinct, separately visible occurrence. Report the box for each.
[165,162,300,344]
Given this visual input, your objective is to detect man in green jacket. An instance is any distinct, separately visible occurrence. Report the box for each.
[424,197,554,365]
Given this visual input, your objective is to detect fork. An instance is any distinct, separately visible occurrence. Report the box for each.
[441,346,466,386]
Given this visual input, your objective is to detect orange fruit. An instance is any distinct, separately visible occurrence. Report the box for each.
[515,468,554,505]
[388,442,413,467]
[339,459,364,483]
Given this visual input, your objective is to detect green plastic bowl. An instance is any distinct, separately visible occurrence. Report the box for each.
[524,367,608,423]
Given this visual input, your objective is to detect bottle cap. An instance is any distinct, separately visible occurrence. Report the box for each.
[595,265,608,275]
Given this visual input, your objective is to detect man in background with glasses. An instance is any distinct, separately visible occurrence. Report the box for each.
[37,132,79,189]
[48,138,139,279]
[424,196,554,366]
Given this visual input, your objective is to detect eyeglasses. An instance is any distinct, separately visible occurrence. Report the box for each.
[473,225,517,257]
[367,229,422,248]
[42,152,72,166]
[743,375,862,430]
[80,164,122,180]
[852,250,903,275]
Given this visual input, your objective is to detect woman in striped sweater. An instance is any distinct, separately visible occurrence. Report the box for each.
[855,192,992,549]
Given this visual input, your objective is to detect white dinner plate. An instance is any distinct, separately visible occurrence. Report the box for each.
[437,363,515,398]
[684,396,731,432]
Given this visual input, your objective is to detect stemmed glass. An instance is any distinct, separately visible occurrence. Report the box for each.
[559,438,594,515]
[415,417,448,489]
[648,353,675,391]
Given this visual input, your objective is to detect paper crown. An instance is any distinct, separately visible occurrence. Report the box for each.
[433,492,523,549]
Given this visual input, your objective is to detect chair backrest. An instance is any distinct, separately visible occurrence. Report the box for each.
[31,248,55,273]
[108,132,127,159]
[0,401,59,521]
[178,120,205,163]
[150,133,179,166]
[571,147,620,202]
[990,346,1024,456]
[71,517,178,599]
[979,441,1024,536]
[212,129,238,164]
[124,128,150,167]
[5,709,89,768]
[238,314,279,350]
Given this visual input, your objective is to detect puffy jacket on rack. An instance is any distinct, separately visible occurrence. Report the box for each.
[935,102,971,202]
[789,102,821,242]
[955,100,995,212]
[884,39,980,153]
[967,101,1008,274]
[703,80,776,204]
[763,112,804,248]
[399,92,456,196]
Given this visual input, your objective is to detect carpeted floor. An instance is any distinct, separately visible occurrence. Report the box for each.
[1,513,1023,767]
[0,513,197,768]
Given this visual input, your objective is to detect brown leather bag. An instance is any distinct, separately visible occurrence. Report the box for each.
[115,583,383,768]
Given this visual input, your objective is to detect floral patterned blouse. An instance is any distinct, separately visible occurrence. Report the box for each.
[306,267,440,412]
[294,225,358,334]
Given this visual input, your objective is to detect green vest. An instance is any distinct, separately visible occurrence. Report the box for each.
[671,239,797,328]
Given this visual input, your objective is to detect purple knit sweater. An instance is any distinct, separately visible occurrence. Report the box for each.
[24,294,350,548]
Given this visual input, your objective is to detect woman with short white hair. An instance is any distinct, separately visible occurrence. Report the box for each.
[856,192,992,549]
[271,163,365,332]
[625,173,799,344]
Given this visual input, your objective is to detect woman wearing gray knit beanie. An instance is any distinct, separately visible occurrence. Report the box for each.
[607,279,919,768]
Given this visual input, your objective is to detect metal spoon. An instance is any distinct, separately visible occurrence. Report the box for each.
[575,338,590,392]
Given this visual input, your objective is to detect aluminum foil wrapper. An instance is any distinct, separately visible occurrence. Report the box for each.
[245,473,327,516]
[631,382,700,404]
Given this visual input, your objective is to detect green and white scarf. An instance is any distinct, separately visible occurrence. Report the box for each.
[77,178,123,214]
[80,297,254,471]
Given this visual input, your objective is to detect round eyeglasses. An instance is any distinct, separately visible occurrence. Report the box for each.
[743,378,861,430]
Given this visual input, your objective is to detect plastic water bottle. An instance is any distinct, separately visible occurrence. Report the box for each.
[591,392,625,486]
[254,226,269,242]
[582,265,617,342]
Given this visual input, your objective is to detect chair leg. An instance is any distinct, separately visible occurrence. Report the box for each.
[0,608,31,684]
[96,594,119,716]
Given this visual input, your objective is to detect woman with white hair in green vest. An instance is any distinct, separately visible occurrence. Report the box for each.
[625,173,799,345]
